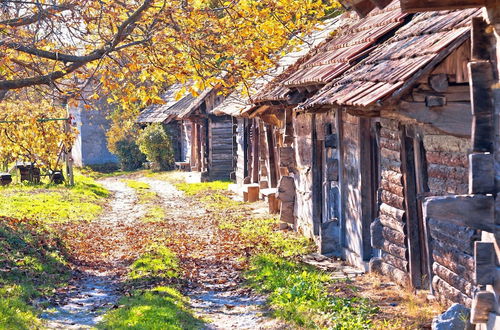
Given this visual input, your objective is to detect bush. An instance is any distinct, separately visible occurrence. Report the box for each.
[115,138,146,171]
[137,124,175,171]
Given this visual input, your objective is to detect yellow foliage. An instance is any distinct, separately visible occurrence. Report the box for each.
[0,94,77,171]
[0,0,340,113]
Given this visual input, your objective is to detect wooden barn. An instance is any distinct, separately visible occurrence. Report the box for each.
[249,2,407,255]
[301,7,481,305]
[138,84,234,180]
[337,0,500,327]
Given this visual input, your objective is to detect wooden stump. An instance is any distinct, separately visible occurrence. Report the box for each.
[246,185,260,203]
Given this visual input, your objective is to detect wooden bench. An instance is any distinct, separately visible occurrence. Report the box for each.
[175,161,191,171]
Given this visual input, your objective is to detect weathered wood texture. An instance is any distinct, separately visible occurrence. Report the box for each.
[293,112,314,238]
[423,134,469,195]
[208,115,234,180]
[373,118,410,279]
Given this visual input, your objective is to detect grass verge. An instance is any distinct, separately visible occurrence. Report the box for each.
[99,245,203,330]
[247,254,377,329]
[0,217,70,329]
[0,173,109,223]
[175,180,378,328]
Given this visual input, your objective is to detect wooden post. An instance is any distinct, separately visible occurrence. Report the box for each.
[64,107,74,186]
[252,119,260,183]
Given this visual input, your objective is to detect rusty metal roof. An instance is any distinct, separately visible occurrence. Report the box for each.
[281,0,406,89]
[302,8,480,109]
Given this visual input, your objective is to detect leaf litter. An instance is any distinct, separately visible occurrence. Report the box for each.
[41,175,284,329]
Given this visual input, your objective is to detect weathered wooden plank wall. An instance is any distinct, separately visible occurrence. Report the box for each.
[208,115,234,180]
[235,118,247,184]
[293,111,315,238]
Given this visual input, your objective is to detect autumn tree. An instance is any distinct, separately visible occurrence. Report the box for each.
[0,0,339,106]
[0,90,77,174]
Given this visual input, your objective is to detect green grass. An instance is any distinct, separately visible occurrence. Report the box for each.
[124,180,166,223]
[98,286,203,330]
[129,245,179,281]
[220,216,314,257]
[0,217,70,329]
[99,245,203,330]
[247,254,377,329]
[175,181,231,196]
[0,173,109,223]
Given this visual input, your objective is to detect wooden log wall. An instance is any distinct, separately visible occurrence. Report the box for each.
[370,117,410,286]
[423,135,469,195]
[208,115,234,180]
[422,129,478,307]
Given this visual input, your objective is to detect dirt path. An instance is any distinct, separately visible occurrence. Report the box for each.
[140,177,284,329]
[41,179,148,328]
[41,176,282,329]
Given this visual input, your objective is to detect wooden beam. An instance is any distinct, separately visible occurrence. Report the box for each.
[472,16,495,61]
[423,194,495,232]
[474,242,496,285]
[469,152,495,194]
[398,101,471,137]
[400,0,486,13]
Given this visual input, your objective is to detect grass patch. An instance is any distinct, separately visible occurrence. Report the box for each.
[129,245,179,282]
[0,217,70,329]
[99,245,203,330]
[124,180,166,223]
[175,181,231,196]
[0,173,109,223]
[220,216,314,258]
[247,254,377,328]
[144,171,187,185]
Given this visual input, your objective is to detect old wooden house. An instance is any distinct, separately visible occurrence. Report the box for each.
[300,7,481,306]
[336,0,500,327]
[221,0,500,320]
[211,17,343,209]
[138,84,234,180]
[248,2,407,251]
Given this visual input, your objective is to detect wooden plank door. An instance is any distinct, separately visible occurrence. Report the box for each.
[312,114,323,236]
[341,113,376,268]
[320,112,342,256]
[401,126,431,289]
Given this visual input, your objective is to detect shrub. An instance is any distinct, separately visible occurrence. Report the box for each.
[137,124,175,171]
[114,138,146,171]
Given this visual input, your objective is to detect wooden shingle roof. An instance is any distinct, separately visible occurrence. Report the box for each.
[281,0,407,88]
[302,8,480,109]
[137,84,195,123]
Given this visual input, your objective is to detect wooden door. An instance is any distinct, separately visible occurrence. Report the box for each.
[312,114,323,236]
[320,113,342,256]
[401,126,431,289]
[341,114,377,268]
